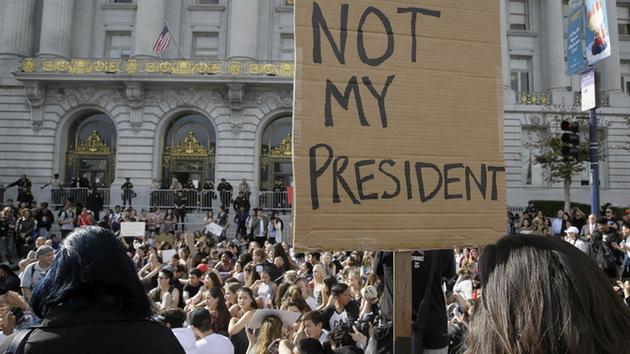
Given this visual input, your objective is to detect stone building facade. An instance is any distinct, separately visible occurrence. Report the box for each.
[0,0,629,209]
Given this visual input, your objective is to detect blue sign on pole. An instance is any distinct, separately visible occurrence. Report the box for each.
[585,0,611,65]
[567,1,586,75]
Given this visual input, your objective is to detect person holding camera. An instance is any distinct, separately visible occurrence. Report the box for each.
[321,283,360,347]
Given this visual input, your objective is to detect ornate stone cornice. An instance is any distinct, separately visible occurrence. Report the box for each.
[24,82,45,132]
[124,82,145,131]
[228,83,245,111]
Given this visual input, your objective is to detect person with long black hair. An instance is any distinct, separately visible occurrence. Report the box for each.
[465,234,630,354]
[0,226,184,354]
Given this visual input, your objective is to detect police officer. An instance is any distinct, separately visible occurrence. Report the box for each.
[121,178,135,207]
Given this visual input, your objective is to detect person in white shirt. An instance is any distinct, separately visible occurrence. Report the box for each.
[581,214,598,238]
[551,210,564,237]
[189,308,234,354]
[160,308,200,354]
[20,245,54,301]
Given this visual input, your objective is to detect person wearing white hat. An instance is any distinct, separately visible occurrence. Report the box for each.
[565,226,591,256]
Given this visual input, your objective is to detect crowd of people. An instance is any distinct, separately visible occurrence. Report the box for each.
[0,185,630,353]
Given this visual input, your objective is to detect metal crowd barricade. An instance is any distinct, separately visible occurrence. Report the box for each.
[183,190,199,211]
[50,188,89,207]
[50,188,110,209]
[200,191,216,210]
[149,189,201,211]
[257,191,290,211]
[98,188,111,208]
[217,191,233,210]
[150,189,176,210]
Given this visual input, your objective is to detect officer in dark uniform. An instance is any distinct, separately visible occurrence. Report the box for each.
[86,188,104,221]
[201,178,215,210]
[232,191,250,213]
[7,174,33,205]
[183,179,197,210]
[273,179,286,214]
[121,178,135,207]
[217,178,233,209]
[174,190,187,231]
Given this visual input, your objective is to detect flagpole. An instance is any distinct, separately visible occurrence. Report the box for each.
[163,19,187,60]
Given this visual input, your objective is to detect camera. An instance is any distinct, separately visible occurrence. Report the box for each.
[353,319,370,336]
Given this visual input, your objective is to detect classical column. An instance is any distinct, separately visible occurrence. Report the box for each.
[601,0,623,94]
[38,0,75,58]
[0,0,37,57]
[500,0,516,104]
[500,0,511,90]
[542,0,566,93]
[227,0,259,59]
[132,0,166,58]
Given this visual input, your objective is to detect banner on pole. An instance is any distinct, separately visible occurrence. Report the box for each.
[585,0,611,65]
[567,1,586,75]
[292,0,507,251]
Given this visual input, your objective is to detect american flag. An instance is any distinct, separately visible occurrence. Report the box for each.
[153,24,172,55]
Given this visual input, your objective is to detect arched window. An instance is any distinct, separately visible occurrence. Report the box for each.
[162,114,216,186]
[65,113,116,187]
[260,116,292,191]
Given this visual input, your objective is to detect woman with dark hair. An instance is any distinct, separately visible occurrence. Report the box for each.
[229,287,259,354]
[272,243,296,272]
[138,252,162,292]
[0,226,184,353]
[225,282,242,317]
[205,286,231,336]
[217,205,229,241]
[161,209,176,235]
[465,234,630,354]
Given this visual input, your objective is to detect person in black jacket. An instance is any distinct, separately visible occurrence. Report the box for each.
[0,226,185,354]
[411,250,456,354]
[7,174,33,206]
[174,191,187,231]
[34,202,54,238]
[232,191,250,213]
[121,177,134,207]
[0,264,20,293]
[86,188,104,222]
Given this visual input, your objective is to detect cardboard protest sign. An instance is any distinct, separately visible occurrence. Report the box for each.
[161,249,177,263]
[204,223,224,237]
[293,0,506,251]
[120,222,146,237]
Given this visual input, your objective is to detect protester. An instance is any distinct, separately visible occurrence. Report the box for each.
[3,193,630,354]
[0,226,185,353]
[465,234,630,354]
[189,307,234,354]
[160,308,200,354]
[19,245,54,302]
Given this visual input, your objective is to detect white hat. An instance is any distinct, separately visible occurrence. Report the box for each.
[247,309,300,329]
[565,226,580,234]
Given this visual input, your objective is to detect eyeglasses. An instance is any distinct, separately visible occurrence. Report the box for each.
[606,210,613,214]
[158,276,169,280]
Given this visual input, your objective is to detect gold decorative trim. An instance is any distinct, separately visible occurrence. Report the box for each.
[19,58,293,77]
[73,130,112,154]
[270,134,292,158]
[165,132,210,156]
[261,134,292,168]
